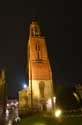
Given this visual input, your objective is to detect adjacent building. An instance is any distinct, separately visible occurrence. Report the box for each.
[0,69,6,123]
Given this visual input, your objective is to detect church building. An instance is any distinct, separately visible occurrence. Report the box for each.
[19,21,55,112]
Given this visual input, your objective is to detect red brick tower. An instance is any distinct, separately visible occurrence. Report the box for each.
[27,21,54,108]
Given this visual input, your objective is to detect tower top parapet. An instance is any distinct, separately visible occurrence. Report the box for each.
[29,21,41,38]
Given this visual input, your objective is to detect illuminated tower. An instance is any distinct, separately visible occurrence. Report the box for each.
[27,21,54,108]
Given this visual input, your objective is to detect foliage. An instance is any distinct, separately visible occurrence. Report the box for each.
[56,84,80,109]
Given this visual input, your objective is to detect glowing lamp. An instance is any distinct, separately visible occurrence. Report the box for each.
[53,96,56,104]
[23,84,27,89]
[55,109,62,118]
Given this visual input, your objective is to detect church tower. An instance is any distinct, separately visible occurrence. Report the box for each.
[27,21,54,108]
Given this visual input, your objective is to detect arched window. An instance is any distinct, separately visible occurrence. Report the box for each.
[35,42,41,60]
[39,81,45,98]
[31,26,40,37]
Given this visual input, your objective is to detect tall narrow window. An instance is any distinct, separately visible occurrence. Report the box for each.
[35,42,41,60]
[39,81,45,98]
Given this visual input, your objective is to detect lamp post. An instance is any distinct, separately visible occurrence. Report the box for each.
[30,63,33,109]
[3,78,6,125]
[0,69,7,125]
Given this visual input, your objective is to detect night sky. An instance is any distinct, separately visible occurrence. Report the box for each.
[0,1,82,98]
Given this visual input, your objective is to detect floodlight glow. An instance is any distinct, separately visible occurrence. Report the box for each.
[15,101,18,106]
[46,98,52,108]
[23,84,27,89]
[47,98,52,105]
[6,109,9,117]
[53,96,56,104]
[55,109,62,118]
[11,102,14,105]
[7,103,9,107]
[8,120,12,125]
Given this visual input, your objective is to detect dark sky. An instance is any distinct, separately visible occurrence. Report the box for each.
[0,1,82,98]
